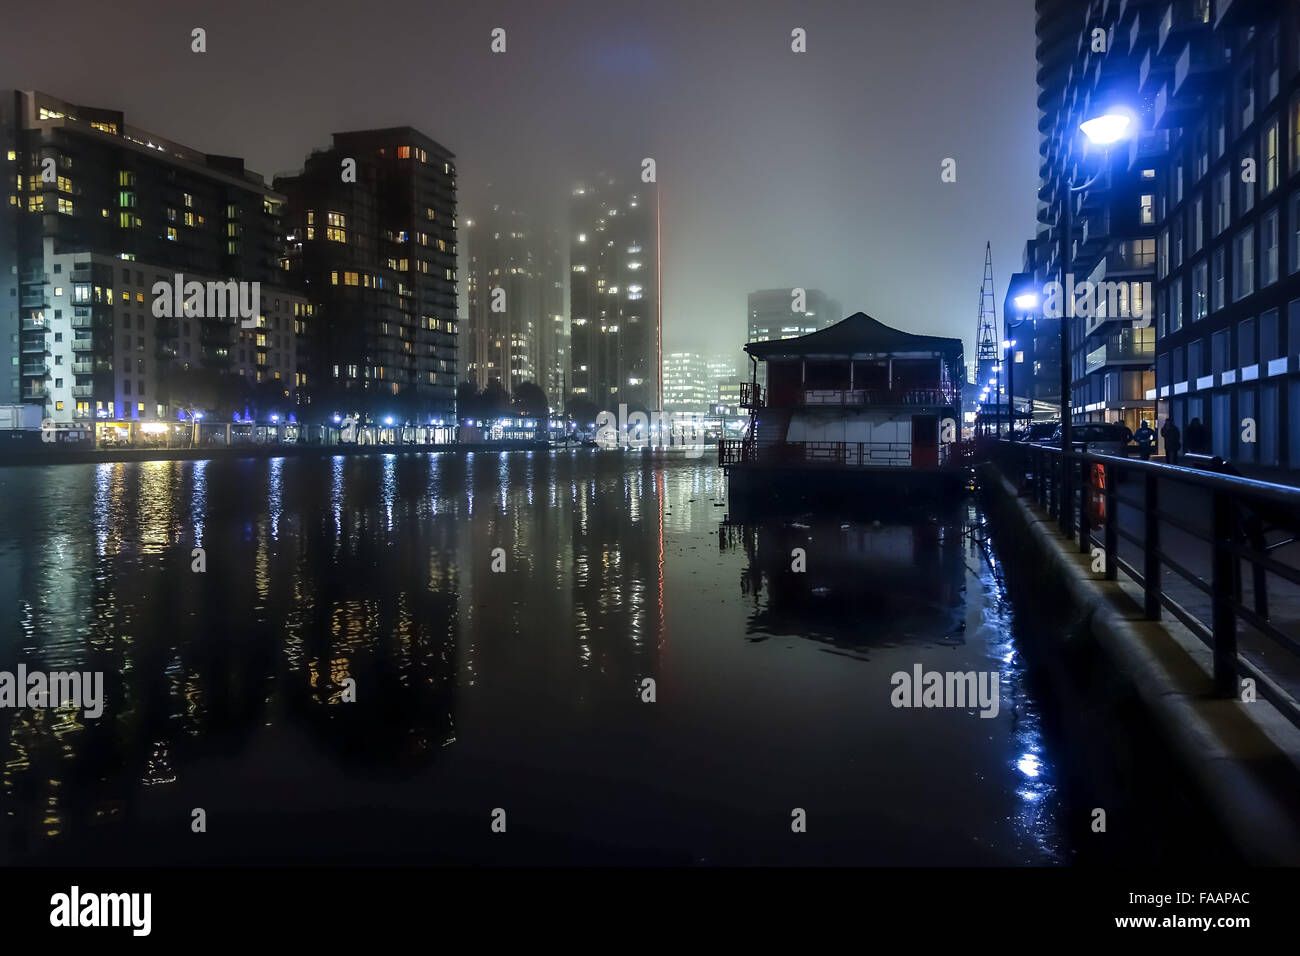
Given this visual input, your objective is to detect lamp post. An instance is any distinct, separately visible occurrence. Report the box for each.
[1008,291,1038,439]
[1057,109,1135,533]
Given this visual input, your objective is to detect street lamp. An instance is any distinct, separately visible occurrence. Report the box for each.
[1057,108,1136,532]
[1008,291,1040,439]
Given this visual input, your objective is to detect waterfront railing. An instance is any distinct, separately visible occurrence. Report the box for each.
[990,439,1300,724]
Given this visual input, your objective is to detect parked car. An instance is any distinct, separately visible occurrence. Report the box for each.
[1048,422,1131,455]
[1019,420,1059,444]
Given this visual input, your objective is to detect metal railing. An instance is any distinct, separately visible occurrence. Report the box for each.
[720,438,914,468]
[799,385,958,407]
[988,439,1300,721]
[739,381,763,408]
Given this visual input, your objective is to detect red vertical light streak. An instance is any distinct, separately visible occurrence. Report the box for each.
[656,467,665,657]
[656,187,663,413]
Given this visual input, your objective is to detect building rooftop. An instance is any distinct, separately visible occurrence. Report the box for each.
[744,312,964,363]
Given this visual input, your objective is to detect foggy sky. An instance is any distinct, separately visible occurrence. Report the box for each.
[2,0,1039,365]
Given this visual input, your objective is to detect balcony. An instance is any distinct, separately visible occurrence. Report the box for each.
[1138,47,1174,98]
[20,317,49,331]
[70,313,95,329]
[800,385,959,407]
[1171,38,1223,100]
[1154,81,1200,129]
[1106,244,1157,274]
[1213,0,1262,30]
[71,385,93,399]
[20,337,49,354]
[70,336,96,352]
[20,292,49,309]
[71,361,95,375]
[1084,336,1155,374]
[22,384,45,400]
[1158,0,1209,56]
[21,362,47,376]
[1128,128,1170,168]
[719,439,920,470]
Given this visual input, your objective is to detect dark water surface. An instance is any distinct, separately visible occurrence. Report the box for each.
[0,451,1067,864]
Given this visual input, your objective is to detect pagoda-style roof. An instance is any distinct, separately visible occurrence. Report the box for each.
[744,312,963,363]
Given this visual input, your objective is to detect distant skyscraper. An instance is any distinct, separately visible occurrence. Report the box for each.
[746,288,841,386]
[662,351,710,413]
[463,199,540,392]
[706,351,743,388]
[537,227,569,411]
[276,127,458,420]
[569,176,660,411]
[747,288,841,344]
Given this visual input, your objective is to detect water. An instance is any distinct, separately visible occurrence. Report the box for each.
[0,451,1065,864]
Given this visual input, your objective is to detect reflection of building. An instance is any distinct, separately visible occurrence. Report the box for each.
[276,126,459,421]
[569,177,660,411]
[1,89,306,424]
[721,509,967,644]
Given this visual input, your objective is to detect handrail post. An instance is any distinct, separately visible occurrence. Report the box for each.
[1211,490,1239,697]
[1037,447,1046,506]
[1049,451,1058,518]
[1078,455,1090,553]
[1060,447,1072,535]
[1143,472,1160,620]
[1104,461,1118,580]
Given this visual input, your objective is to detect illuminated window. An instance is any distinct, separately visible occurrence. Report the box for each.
[397,146,411,159]
[167,227,177,241]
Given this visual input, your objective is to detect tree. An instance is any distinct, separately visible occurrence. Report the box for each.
[565,396,601,430]
[513,381,549,421]
[480,379,510,419]
[456,380,480,422]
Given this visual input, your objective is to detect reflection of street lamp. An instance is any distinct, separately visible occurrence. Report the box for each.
[1058,108,1136,531]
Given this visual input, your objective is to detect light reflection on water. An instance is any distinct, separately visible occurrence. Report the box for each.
[0,452,1065,864]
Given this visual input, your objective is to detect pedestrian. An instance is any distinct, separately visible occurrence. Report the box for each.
[1160,418,1181,465]
[1185,417,1209,454]
[1133,419,1156,460]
